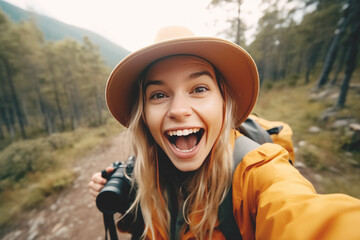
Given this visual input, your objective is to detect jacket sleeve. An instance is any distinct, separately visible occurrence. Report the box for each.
[232,143,360,240]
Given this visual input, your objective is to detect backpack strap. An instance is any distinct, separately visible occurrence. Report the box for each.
[103,213,118,240]
[239,118,273,144]
[233,135,262,166]
[218,135,260,240]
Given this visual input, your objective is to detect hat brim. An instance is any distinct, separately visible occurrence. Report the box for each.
[106,36,259,127]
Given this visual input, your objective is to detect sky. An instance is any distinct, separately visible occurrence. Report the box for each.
[4,0,263,51]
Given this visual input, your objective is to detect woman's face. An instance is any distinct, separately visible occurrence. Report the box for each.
[144,55,224,172]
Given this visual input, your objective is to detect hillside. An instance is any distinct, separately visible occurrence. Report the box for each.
[254,79,360,198]
[0,0,130,67]
[1,79,359,238]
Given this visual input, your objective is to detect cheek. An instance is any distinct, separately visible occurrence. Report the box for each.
[194,93,224,139]
[208,100,224,134]
[200,94,224,122]
[144,105,163,140]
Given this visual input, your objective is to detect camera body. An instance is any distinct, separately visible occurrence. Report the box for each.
[96,156,135,214]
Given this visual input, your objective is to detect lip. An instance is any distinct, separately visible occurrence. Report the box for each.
[163,127,205,159]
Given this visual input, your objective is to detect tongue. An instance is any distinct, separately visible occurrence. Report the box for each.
[174,135,197,150]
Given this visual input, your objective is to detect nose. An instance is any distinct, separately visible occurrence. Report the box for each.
[167,94,192,120]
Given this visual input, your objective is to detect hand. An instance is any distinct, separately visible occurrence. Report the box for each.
[88,166,114,198]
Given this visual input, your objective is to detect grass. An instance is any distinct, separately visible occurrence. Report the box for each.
[254,77,360,198]
[0,74,359,228]
[0,118,124,227]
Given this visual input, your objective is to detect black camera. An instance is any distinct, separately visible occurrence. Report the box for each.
[96,156,135,214]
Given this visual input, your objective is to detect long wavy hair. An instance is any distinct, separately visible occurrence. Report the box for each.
[124,58,236,239]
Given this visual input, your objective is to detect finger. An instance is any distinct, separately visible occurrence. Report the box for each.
[91,172,101,181]
[89,188,99,198]
[91,172,106,184]
[88,181,105,192]
[106,166,114,173]
[88,181,103,198]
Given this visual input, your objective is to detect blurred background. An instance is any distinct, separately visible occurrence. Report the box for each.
[0,0,359,239]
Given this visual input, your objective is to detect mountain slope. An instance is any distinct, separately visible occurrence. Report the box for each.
[0,0,130,67]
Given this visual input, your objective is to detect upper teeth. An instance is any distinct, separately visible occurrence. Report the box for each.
[167,128,200,136]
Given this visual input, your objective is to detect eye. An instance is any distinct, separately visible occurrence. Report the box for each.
[193,86,209,93]
[150,92,167,100]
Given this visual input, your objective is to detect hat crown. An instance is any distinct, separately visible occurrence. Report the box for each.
[154,26,195,43]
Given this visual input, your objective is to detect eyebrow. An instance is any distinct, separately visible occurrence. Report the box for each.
[189,70,214,80]
[144,80,163,91]
[144,70,214,91]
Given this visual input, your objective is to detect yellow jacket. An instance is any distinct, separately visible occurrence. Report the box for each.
[232,141,360,240]
[122,131,360,239]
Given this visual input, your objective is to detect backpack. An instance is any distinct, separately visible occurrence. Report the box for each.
[238,115,295,164]
[218,115,295,240]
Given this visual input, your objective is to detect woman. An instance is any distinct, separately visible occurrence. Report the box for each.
[89,26,360,239]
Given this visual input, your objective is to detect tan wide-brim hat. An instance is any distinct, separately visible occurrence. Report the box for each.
[106,26,259,127]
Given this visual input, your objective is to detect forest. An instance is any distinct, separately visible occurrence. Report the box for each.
[0,0,359,230]
[0,9,111,144]
[0,0,359,145]
[211,0,359,100]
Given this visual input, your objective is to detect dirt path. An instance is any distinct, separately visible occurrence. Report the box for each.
[1,132,133,240]
[1,132,319,240]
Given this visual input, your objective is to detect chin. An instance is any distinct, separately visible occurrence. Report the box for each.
[170,156,206,172]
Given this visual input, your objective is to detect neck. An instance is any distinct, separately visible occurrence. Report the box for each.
[158,147,196,189]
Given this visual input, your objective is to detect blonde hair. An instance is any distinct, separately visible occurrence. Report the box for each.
[125,62,236,239]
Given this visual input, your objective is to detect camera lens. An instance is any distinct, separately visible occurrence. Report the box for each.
[96,168,132,214]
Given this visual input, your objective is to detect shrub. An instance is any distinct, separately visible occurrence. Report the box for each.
[0,124,123,227]
[0,139,57,184]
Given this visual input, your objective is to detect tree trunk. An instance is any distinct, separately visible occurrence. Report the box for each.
[1,106,16,139]
[281,50,290,80]
[69,86,81,128]
[95,86,103,125]
[235,0,242,45]
[330,43,347,86]
[1,56,27,139]
[295,53,303,75]
[258,60,266,86]
[64,67,82,129]
[260,40,268,85]
[36,85,52,134]
[48,60,66,131]
[315,10,350,90]
[0,107,10,138]
[0,121,4,139]
[0,71,12,139]
[305,43,321,84]
[8,108,16,139]
[335,3,360,108]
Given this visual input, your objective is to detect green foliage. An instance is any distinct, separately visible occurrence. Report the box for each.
[0,0,130,67]
[0,139,57,185]
[338,128,360,152]
[0,129,88,191]
[287,74,300,87]
[299,147,326,171]
[208,0,247,45]
[262,81,273,90]
[0,121,124,227]
[0,169,75,226]
[246,0,345,87]
[0,9,116,146]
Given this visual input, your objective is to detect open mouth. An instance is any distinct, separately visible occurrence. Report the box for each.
[166,128,204,153]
